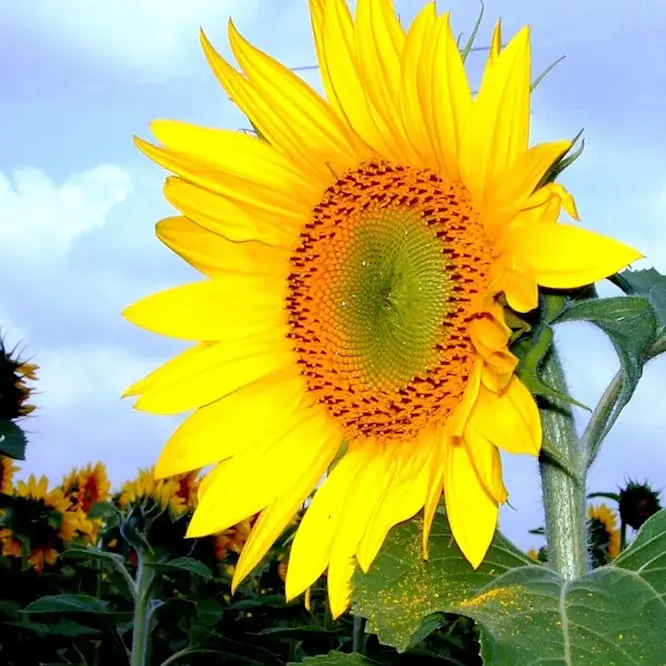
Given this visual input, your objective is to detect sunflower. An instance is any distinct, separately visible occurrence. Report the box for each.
[0,340,38,420]
[118,467,189,517]
[588,503,621,561]
[527,547,538,560]
[213,517,255,562]
[0,475,79,572]
[0,456,18,494]
[174,470,200,509]
[62,461,112,513]
[123,0,641,617]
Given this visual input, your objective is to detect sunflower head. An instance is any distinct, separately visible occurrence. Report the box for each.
[118,467,189,518]
[0,475,80,572]
[0,456,19,494]
[124,0,642,617]
[618,479,662,531]
[0,339,38,421]
[62,461,112,514]
[588,503,621,565]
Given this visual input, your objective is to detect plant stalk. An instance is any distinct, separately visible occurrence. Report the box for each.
[538,347,589,580]
[130,552,156,666]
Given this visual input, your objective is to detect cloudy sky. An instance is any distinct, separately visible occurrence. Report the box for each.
[1,0,665,549]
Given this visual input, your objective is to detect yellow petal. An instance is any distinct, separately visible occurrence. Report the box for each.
[483,141,571,236]
[135,138,306,220]
[469,377,541,456]
[227,21,359,168]
[313,0,393,158]
[187,407,338,537]
[149,120,319,205]
[353,0,411,160]
[499,223,643,289]
[459,26,531,204]
[156,217,290,280]
[122,279,287,341]
[462,427,508,503]
[286,444,371,602]
[327,443,397,618]
[163,177,299,247]
[201,30,352,180]
[154,369,309,478]
[447,357,483,437]
[443,439,499,568]
[422,425,447,559]
[357,438,433,572]
[424,12,472,180]
[131,338,294,415]
[399,2,438,167]
[231,426,341,591]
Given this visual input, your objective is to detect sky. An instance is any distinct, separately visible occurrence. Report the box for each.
[1,0,665,551]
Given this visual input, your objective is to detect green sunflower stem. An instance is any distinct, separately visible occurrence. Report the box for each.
[538,347,589,580]
[130,551,156,666]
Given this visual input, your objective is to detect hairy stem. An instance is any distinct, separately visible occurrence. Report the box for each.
[538,347,589,580]
[130,552,155,666]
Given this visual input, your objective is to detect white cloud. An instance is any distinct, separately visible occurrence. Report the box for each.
[34,345,170,412]
[2,0,264,76]
[0,165,132,262]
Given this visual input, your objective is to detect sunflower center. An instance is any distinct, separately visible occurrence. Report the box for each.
[286,160,493,442]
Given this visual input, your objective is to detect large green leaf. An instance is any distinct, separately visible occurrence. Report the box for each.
[554,296,657,457]
[0,420,27,460]
[353,511,666,664]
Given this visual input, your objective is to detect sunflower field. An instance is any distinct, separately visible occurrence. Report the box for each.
[4,0,666,664]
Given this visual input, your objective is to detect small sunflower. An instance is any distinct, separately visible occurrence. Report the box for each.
[118,467,189,517]
[0,456,19,494]
[0,475,79,572]
[213,517,255,562]
[527,547,538,560]
[619,479,662,531]
[588,503,621,562]
[0,340,38,420]
[174,470,200,509]
[62,462,112,514]
[123,0,641,616]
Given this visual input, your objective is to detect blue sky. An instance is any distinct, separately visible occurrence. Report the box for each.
[1,0,665,550]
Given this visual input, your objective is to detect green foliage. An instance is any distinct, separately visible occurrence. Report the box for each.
[353,510,666,665]
[0,420,27,460]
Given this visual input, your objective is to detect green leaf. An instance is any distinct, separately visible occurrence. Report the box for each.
[86,501,118,520]
[0,420,27,460]
[18,617,104,637]
[62,546,125,567]
[611,267,666,323]
[22,594,109,615]
[152,556,213,580]
[459,0,483,63]
[353,511,666,664]
[587,491,621,503]
[353,512,529,650]
[290,652,378,665]
[515,323,590,412]
[196,597,224,626]
[555,296,657,454]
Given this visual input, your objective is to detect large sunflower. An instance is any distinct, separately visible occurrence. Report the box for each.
[123,0,641,617]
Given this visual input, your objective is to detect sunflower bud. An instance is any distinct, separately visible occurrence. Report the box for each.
[618,479,662,530]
